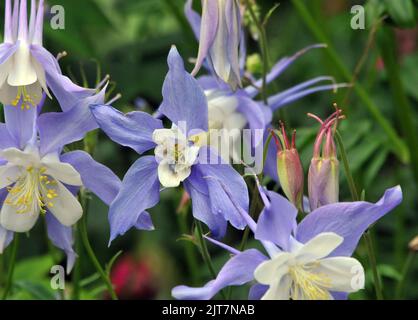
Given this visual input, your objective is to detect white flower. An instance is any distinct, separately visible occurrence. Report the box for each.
[0,147,83,232]
[206,90,247,161]
[254,232,365,300]
[0,0,51,109]
[153,126,200,188]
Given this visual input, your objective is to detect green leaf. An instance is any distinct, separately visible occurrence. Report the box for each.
[13,281,57,300]
[384,0,417,28]
[378,264,402,281]
[14,255,55,281]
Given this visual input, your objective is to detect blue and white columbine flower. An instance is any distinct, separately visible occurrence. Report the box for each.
[186,1,348,168]
[0,0,94,110]
[188,0,242,89]
[172,184,402,300]
[91,46,249,243]
[0,89,121,272]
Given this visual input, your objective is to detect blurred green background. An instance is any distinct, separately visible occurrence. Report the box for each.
[0,0,417,300]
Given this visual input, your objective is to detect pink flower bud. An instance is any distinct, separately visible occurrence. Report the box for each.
[307,109,343,210]
[272,123,304,212]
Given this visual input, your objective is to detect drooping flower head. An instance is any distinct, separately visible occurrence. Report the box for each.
[91,46,250,243]
[307,107,345,210]
[0,88,121,272]
[172,181,402,300]
[188,0,242,90]
[0,0,94,110]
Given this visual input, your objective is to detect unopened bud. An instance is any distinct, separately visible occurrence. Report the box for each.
[409,236,418,252]
[272,123,304,212]
[308,109,344,210]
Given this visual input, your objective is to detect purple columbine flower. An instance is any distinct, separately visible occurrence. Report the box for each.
[0,0,94,110]
[186,1,349,169]
[0,89,121,272]
[91,46,249,244]
[187,0,242,90]
[172,183,402,300]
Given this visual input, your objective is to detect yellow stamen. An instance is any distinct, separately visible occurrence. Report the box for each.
[289,262,332,300]
[6,166,58,215]
[11,86,38,110]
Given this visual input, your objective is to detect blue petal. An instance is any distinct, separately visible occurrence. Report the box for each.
[262,128,279,182]
[236,94,267,131]
[184,169,227,238]
[255,189,298,251]
[184,0,200,38]
[0,123,17,150]
[0,42,17,64]
[296,186,403,257]
[193,147,249,230]
[248,284,269,300]
[91,104,163,154]
[60,150,121,206]
[135,211,155,231]
[108,156,160,244]
[159,46,208,133]
[4,105,37,149]
[30,45,96,111]
[45,213,76,274]
[172,249,267,300]
[268,77,349,111]
[245,44,327,98]
[38,88,106,155]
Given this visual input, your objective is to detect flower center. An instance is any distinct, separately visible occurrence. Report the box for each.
[6,166,58,214]
[288,262,332,300]
[11,86,39,110]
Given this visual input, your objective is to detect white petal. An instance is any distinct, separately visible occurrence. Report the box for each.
[0,59,12,88]
[261,276,292,300]
[210,3,231,83]
[152,128,176,144]
[254,252,291,285]
[31,56,51,99]
[0,148,39,167]
[224,112,247,131]
[184,145,200,166]
[0,82,18,106]
[7,43,37,86]
[315,257,365,293]
[0,193,39,232]
[0,164,20,189]
[158,162,191,188]
[208,95,238,115]
[295,232,343,263]
[42,154,83,186]
[46,181,83,227]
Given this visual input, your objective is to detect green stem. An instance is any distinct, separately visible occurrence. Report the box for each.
[177,207,199,285]
[395,251,415,299]
[244,0,269,104]
[335,130,359,201]
[195,221,217,278]
[364,231,384,300]
[336,130,383,299]
[195,220,226,299]
[291,0,409,164]
[378,26,418,185]
[2,234,19,300]
[71,226,82,300]
[79,204,118,300]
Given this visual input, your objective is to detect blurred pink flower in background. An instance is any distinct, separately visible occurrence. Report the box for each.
[109,254,158,300]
